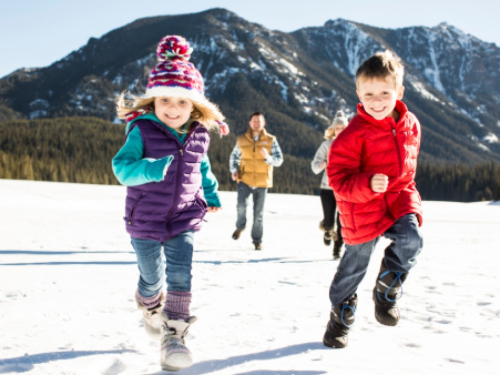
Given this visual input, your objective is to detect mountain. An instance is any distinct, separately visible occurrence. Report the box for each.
[1,8,499,165]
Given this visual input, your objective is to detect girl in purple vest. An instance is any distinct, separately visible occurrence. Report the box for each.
[112,35,228,372]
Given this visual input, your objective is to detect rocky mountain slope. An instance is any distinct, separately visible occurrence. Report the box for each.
[1,8,499,164]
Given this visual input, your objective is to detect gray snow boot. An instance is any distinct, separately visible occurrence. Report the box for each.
[373,261,408,326]
[160,312,197,372]
[323,294,357,349]
[136,291,166,340]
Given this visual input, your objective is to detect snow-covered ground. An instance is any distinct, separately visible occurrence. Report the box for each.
[0,179,499,375]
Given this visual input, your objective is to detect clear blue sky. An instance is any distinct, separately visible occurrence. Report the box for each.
[1,0,499,78]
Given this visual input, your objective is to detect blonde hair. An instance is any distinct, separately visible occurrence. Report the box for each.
[324,110,348,140]
[116,91,225,132]
[355,50,404,89]
[324,124,346,140]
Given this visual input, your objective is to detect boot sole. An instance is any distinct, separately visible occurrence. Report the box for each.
[161,352,193,371]
[322,336,347,348]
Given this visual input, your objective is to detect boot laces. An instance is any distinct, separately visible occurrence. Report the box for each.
[378,271,404,303]
[340,304,356,328]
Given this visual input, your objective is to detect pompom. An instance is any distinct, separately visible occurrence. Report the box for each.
[156,35,193,62]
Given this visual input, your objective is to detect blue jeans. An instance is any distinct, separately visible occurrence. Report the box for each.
[131,230,194,297]
[329,214,423,307]
[236,182,267,243]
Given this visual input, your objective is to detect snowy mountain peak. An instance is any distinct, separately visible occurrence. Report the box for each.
[1,8,499,164]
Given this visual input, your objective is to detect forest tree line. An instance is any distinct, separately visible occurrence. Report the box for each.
[0,117,499,202]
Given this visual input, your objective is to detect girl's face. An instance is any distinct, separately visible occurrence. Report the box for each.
[154,96,194,129]
[334,125,346,137]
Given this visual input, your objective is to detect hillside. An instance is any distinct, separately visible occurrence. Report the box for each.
[1,8,499,166]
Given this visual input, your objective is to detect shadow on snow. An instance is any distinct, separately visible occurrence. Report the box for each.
[0,349,136,374]
[145,342,330,375]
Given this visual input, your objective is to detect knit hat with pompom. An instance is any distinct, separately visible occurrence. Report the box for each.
[135,35,229,136]
[328,110,348,129]
[144,35,204,101]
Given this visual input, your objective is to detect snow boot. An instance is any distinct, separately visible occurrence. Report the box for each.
[323,231,333,246]
[232,228,244,240]
[373,261,408,326]
[135,291,166,340]
[320,220,336,245]
[323,294,357,349]
[333,240,343,260]
[160,312,197,372]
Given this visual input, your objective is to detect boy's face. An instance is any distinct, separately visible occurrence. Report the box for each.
[154,96,193,129]
[249,115,266,133]
[356,77,404,121]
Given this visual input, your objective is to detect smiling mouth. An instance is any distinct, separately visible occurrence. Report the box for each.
[165,114,180,120]
[371,107,386,113]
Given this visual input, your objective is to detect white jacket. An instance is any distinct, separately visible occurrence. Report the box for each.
[311,138,334,190]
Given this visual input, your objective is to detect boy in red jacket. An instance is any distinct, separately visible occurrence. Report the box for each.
[323,51,424,348]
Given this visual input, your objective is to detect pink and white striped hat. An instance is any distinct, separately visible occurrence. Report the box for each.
[144,35,204,102]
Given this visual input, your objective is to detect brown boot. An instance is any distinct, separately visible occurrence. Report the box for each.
[232,228,244,240]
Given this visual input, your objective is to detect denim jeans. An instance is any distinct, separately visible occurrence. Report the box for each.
[131,230,194,298]
[329,214,423,307]
[236,182,267,243]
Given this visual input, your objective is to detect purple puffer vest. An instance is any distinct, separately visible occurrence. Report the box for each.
[124,119,209,242]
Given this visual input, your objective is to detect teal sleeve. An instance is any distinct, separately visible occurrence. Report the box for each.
[112,126,174,186]
[201,154,221,207]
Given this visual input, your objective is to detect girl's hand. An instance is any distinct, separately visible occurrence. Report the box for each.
[207,206,222,213]
[319,161,327,170]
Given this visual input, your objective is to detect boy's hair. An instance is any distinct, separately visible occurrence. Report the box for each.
[355,50,404,89]
[249,111,265,121]
[116,92,223,132]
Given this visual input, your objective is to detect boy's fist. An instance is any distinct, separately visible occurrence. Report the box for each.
[370,174,388,193]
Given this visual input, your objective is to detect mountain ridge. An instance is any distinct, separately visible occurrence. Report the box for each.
[1,8,499,165]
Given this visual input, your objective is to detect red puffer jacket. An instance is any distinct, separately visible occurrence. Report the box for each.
[327,100,423,245]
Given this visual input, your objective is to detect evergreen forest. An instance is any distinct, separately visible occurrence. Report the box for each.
[1,117,499,202]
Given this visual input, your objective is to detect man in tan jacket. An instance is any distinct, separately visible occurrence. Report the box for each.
[229,112,284,250]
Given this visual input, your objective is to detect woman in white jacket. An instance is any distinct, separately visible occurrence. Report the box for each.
[311,111,348,259]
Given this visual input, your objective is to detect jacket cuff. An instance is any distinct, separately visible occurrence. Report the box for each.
[150,155,174,182]
[205,192,222,208]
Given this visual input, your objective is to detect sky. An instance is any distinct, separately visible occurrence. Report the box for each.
[0,0,499,78]
[0,178,499,374]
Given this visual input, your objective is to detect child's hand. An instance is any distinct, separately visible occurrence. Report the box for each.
[259,147,269,159]
[319,161,327,170]
[207,206,222,213]
[370,174,388,193]
[231,172,239,181]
